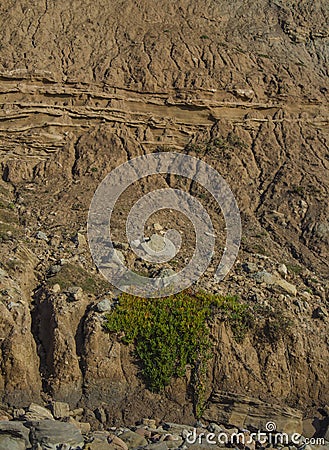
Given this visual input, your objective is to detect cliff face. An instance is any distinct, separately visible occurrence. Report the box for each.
[0,0,328,425]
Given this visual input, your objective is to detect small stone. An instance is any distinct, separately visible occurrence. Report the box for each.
[141,234,176,258]
[153,223,163,231]
[51,401,70,419]
[65,286,83,301]
[70,407,84,417]
[0,414,11,421]
[49,264,61,275]
[95,298,113,313]
[148,419,157,429]
[277,263,288,278]
[67,416,91,434]
[24,403,54,421]
[119,429,148,449]
[76,232,87,249]
[108,434,129,450]
[36,231,48,241]
[323,405,329,416]
[12,409,25,420]
[52,283,61,293]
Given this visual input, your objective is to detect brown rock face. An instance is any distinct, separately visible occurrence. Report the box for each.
[0,266,42,406]
[0,0,328,425]
[32,288,90,405]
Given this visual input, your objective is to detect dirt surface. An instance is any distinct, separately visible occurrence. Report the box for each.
[0,0,329,425]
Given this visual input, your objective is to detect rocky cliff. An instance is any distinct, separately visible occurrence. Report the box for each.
[0,0,328,428]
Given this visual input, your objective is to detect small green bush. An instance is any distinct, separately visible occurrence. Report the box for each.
[104,290,251,415]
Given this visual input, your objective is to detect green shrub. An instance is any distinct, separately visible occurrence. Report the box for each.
[104,290,251,415]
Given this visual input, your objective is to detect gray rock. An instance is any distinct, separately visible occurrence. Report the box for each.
[254,271,297,296]
[51,401,70,419]
[27,420,84,449]
[48,264,61,275]
[0,435,25,450]
[119,430,148,449]
[314,222,329,241]
[95,298,113,313]
[36,231,48,241]
[0,421,31,448]
[23,403,54,421]
[141,234,176,259]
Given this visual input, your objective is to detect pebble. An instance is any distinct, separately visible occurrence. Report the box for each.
[95,298,114,313]
[36,231,48,241]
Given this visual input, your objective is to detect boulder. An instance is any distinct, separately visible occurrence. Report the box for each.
[0,421,31,448]
[27,420,84,449]
[0,435,25,450]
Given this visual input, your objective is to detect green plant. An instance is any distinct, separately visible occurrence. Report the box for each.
[104,290,251,416]
[200,35,209,40]
[285,263,302,275]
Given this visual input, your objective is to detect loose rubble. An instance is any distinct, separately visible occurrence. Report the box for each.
[0,402,329,450]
